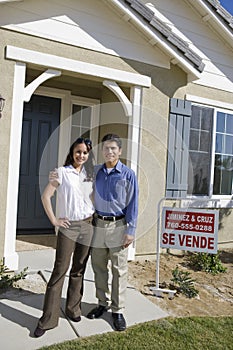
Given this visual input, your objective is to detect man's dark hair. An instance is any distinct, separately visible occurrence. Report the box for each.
[101,133,122,148]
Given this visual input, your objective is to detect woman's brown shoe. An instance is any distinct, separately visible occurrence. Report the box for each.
[34,327,46,337]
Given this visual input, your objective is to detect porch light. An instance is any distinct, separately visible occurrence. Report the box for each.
[0,94,5,118]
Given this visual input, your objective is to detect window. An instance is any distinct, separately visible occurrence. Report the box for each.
[68,98,100,162]
[188,106,233,196]
[166,98,233,198]
[71,104,91,142]
[213,112,233,195]
[187,105,213,196]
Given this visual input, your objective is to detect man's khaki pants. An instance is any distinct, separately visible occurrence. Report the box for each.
[91,217,128,313]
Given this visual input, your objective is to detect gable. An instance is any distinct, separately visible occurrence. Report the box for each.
[139,0,233,92]
[0,0,169,68]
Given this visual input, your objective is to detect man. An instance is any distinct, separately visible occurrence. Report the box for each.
[87,133,138,331]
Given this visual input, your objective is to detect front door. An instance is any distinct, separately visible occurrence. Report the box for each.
[17,95,60,234]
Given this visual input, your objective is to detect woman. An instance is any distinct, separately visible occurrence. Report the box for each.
[34,137,95,337]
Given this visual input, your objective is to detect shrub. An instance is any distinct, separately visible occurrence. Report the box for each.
[0,260,28,289]
[171,266,199,298]
[186,252,227,275]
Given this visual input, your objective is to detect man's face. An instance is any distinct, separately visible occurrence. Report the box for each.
[102,140,122,165]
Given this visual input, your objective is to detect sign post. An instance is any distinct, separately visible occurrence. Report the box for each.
[150,198,219,298]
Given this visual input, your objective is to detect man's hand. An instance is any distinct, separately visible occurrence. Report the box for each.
[49,168,59,182]
[122,234,134,248]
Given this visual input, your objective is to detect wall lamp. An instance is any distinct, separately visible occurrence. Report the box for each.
[0,94,5,118]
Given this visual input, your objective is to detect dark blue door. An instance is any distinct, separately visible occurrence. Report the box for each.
[17,95,60,234]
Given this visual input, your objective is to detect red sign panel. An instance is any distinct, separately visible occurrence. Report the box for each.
[161,207,219,253]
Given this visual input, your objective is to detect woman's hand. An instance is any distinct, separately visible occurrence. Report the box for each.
[54,218,71,229]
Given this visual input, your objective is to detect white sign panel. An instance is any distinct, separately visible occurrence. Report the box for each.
[161,207,219,254]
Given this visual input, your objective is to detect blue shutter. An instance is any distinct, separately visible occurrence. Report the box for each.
[166,98,191,198]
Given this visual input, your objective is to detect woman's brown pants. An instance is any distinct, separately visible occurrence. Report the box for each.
[38,219,92,330]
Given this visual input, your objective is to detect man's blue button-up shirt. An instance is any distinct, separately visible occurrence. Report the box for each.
[94,161,138,235]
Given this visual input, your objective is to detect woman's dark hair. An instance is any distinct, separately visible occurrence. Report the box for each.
[64,138,95,180]
[101,133,122,148]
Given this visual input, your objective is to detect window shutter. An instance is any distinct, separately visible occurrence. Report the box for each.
[166,98,192,198]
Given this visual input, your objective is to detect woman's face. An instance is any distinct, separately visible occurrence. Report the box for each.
[72,143,89,168]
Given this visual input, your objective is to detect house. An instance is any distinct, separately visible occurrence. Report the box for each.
[0,0,233,270]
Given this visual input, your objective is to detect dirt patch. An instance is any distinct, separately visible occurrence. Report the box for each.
[15,273,47,294]
[128,249,233,317]
[0,273,47,300]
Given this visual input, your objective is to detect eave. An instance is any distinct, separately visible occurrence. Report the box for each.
[185,0,233,51]
[103,0,205,81]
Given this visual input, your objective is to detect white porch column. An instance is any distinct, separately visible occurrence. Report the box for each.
[127,85,143,260]
[4,62,26,270]
[127,85,142,173]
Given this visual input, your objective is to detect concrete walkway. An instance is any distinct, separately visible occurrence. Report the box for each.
[0,249,168,350]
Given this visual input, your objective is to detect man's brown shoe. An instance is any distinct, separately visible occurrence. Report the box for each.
[87,305,107,319]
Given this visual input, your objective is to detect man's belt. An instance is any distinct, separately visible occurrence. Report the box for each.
[96,214,125,222]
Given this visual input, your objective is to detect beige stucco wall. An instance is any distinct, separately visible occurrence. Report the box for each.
[217,208,233,248]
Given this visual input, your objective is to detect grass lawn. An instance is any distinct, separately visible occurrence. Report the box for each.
[39,316,233,350]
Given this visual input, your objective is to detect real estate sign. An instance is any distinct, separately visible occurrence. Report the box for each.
[161,207,219,254]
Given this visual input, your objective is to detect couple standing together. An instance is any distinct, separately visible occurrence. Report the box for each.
[34,133,138,337]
